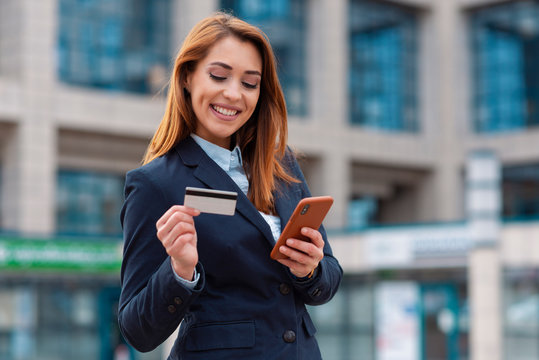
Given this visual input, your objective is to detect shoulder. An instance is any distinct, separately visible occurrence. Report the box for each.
[280,146,307,181]
[126,153,170,186]
[124,149,187,201]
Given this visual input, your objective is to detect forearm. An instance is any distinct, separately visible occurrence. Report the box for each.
[119,259,205,352]
[291,254,343,306]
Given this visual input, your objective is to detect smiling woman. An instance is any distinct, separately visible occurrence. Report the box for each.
[185,36,262,149]
[118,12,342,360]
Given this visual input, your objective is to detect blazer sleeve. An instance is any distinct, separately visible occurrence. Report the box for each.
[118,168,205,352]
[283,150,343,306]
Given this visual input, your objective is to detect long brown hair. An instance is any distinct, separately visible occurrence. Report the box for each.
[143,12,298,213]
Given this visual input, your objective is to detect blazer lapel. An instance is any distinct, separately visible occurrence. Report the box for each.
[273,181,300,233]
[175,137,275,246]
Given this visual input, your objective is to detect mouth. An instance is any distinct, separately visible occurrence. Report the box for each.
[211,104,241,117]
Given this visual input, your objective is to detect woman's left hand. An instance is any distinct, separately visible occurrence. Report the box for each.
[276,227,324,279]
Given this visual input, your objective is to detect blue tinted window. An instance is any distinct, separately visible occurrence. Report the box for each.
[470,1,539,133]
[0,165,2,230]
[58,0,171,94]
[348,196,378,230]
[220,0,307,116]
[503,164,539,219]
[56,170,124,236]
[349,0,419,132]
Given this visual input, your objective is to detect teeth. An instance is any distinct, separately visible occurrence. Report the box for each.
[213,105,238,116]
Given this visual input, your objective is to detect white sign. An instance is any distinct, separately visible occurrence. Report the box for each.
[375,282,420,360]
[365,224,470,268]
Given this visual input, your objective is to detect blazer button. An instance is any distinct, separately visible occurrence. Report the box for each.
[279,283,291,295]
[174,297,183,305]
[283,330,296,343]
[167,305,176,314]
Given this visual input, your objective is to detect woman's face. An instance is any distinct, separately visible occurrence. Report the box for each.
[186,36,262,149]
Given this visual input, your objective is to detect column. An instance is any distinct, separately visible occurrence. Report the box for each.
[429,0,464,222]
[321,150,350,230]
[309,0,348,127]
[3,0,58,235]
[466,150,502,360]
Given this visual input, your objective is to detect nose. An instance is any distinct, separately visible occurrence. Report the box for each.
[223,82,241,102]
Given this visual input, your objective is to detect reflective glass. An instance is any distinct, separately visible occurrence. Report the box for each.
[348,197,378,229]
[349,0,419,132]
[308,279,375,360]
[220,0,307,116]
[56,170,124,236]
[470,1,539,132]
[503,268,539,360]
[503,164,539,219]
[57,0,172,94]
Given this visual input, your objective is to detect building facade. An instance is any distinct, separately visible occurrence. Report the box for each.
[0,0,538,359]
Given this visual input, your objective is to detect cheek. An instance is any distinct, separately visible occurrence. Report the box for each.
[247,92,260,111]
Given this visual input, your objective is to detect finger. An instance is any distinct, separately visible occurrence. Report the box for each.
[157,209,197,240]
[276,258,311,277]
[285,238,317,256]
[300,227,325,249]
[156,205,200,229]
[167,232,197,256]
[162,221,196,248]
[278,245,311,265]
[156,205,182,229]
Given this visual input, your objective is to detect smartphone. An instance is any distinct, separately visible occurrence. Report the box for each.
[270,196,334,260]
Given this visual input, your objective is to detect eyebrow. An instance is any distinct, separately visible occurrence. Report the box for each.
[209,61,261,76]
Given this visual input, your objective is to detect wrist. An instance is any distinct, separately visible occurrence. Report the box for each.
[295,266,318,281]
[171,258,195,281]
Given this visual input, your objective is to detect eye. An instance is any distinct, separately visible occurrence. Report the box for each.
[242,81,258,89]
[209,73,226,81]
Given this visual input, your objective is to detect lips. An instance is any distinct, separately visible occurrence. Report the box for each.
[212,104,238,116]
[210,104,242,120]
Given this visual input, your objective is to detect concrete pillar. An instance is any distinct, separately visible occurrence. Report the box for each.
[466,150,502,360]
[429,0,464,222]
[305,0,349,229]
[174,0,219,50]
[0,0,22,78]
[309,0,348,127]
[2,0,57,235]
[321,150,350,230]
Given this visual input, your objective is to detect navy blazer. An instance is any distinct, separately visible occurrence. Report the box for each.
[118,136,343,360]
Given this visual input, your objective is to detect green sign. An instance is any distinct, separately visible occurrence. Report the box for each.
[0,237,122,273]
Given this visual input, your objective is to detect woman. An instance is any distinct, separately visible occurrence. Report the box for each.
[119,12,342,360]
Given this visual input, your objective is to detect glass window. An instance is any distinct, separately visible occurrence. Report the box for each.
[308,278,375,360]
[56,170,124,236]
[503,163,539,220]
[470,1,539,133]
[348,196,378,230]
[349,0,419,132]
[0,165,2,231]
[504,268,539,360]
[57,0,172,94]
[220,0,307,116]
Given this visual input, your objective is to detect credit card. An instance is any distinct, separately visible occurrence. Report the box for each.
[184,187,238,216]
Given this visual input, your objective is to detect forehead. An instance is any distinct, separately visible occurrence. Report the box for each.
[201,36,262,72]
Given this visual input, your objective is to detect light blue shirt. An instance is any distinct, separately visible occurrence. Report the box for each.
[172,134,282,287]
[190,134,281,241]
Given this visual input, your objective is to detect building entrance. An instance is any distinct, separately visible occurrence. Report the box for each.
[421,284,461,360]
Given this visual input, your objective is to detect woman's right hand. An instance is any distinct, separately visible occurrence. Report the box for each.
[156,205,200,280]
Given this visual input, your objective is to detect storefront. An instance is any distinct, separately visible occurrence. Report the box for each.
[0,235,131,360]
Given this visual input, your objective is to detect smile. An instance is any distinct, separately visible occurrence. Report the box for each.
[211,105,239,116]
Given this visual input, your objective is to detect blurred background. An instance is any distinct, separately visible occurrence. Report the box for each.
[0,0,538,359]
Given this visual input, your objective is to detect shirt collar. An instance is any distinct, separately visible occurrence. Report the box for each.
[190,134,242,172]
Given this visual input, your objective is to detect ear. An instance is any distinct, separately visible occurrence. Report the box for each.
[184,72,192,93]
